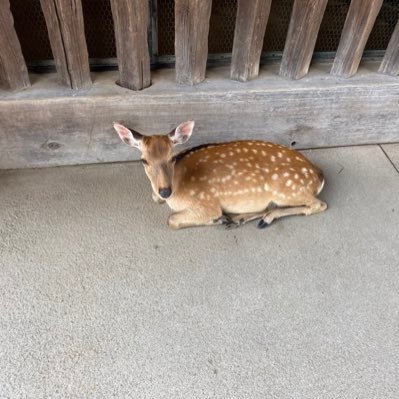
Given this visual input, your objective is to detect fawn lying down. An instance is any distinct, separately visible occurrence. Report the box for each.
[114,121,327,229]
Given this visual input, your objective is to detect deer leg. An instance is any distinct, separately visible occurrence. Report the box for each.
[257,198,327,229]
[224,202,278,228]
[167,206,223,230]
[226,212,265,227]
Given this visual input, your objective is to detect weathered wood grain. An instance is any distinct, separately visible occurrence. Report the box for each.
[331,0,383,78]
[379,19,399,76]
[110,0,151,90]
[175,0,213,85]
[280,0,328,80]
[0,0,30,90]
[39,0,91,89]
[231,0,272,82]
[1,64,399,169]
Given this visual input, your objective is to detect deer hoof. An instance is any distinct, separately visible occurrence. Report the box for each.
[257,219,269,229]
[216,215,240,229]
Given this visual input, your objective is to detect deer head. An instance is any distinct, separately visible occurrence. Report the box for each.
[113,121,195,199]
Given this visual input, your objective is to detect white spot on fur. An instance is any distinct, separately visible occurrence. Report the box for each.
[189,190,196,196]
[272,173,279,180]
[264,183,271,191]
[261,150,266,156]
[277,152,283,158]
[294,174,299,179]
[252,149,258,154]
[283,172,290,177]
[271,156,276,162]
[286,179,293,187]
[243,148,249,153]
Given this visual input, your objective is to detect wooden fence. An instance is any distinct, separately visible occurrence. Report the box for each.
[1,0,398,91]
[1,0,399,169]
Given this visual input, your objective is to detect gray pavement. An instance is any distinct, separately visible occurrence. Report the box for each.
[0,145,398,399]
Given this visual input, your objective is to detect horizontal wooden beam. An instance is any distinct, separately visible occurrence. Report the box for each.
[175,0,213,85]
[1,64,399,169]
[39,0,91,89]
[280,0,328,80]
[110,0,151,90]
[379,18,399,76]
[231,0,272,82]
[0,0,30,90]
[331,0,383,78]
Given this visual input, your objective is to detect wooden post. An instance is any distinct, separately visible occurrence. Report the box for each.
[110,0,151,90]
[39,0,91,89]
[331,0,383,78]
[0,0,30,90]
[175,0,213,85]
[379,19,399,76]
[231,0,272,82]
[279,0,328,80]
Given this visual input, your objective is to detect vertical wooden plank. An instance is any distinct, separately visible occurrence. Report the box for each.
[279,0,328,80]
[0,0,30,90]
[331,0,383,78]
[39,0,91,89]
[175,0,213,85]
[379,18,399,76]
[231,0,272,82]
[110,0,151,90]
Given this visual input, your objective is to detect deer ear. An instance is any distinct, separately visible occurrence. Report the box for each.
[169,121,195,145]
[113,122,143,148]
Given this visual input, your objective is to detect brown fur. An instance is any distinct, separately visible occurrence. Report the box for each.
[144,140,326,229]
[114,122,327,229]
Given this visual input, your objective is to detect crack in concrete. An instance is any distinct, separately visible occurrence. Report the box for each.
[379,145,399,175]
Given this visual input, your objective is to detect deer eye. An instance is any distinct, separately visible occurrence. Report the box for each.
[141,158,149,165]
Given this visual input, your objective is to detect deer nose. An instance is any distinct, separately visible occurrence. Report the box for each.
[159,187,172,199]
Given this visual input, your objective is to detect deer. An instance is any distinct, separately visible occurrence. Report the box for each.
[113,121,327,230]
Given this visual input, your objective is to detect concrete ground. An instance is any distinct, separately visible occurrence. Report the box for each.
[0,144,398,399]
